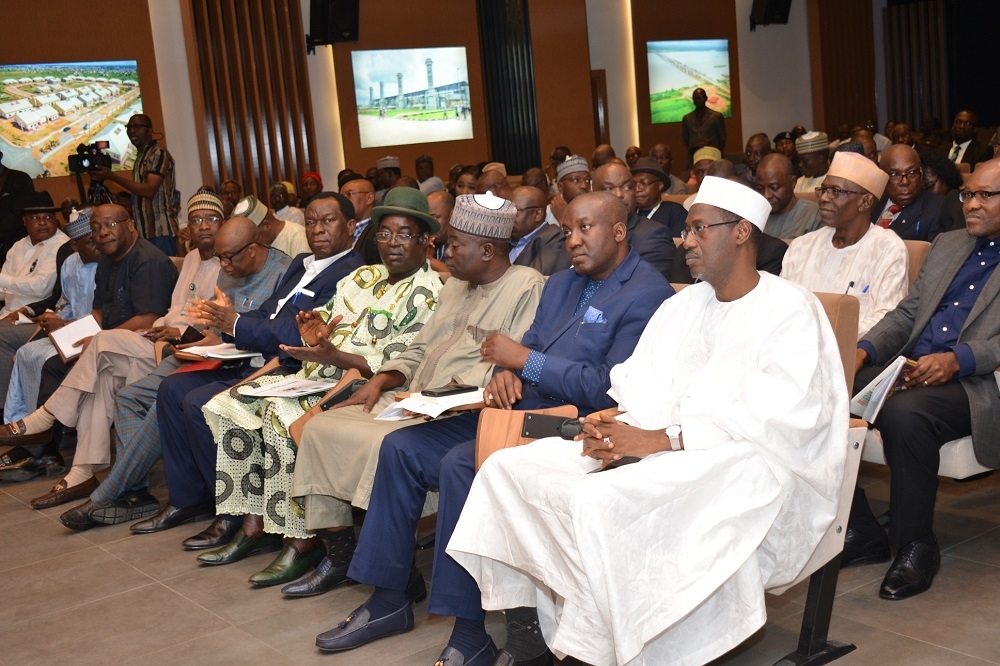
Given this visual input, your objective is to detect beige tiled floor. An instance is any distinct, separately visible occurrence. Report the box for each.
[2,458,1000,665]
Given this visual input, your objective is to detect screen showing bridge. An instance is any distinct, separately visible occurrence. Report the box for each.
[647,40,731,125]
[351,47,472,149]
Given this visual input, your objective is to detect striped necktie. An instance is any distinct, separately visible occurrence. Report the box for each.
[950,144,961,161]
[878,204,901,228]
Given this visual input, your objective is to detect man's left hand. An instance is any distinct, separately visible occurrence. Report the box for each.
[480,334,531,371]
[578,412,670,461]
[903,352,961,388]
[483,369,522,409]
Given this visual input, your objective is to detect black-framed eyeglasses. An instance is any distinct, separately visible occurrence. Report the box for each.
[375,231,420,244]
[958,190,1000,204]
[815,186,863,198]
[515,205,543,215]
[216,241,255,264]
[679,220,739,241]
[887,168,922,182]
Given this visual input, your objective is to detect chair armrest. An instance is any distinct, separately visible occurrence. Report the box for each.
[586,408,624,420]
[474,405,578,470]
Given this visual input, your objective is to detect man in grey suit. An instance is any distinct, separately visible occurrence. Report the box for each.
[509,185,569,275]
[847,159,1000,600]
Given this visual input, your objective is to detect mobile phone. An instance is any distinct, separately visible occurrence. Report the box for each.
[320,379,368,411]
[421,384,479,398]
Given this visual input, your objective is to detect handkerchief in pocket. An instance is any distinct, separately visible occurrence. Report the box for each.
[582,306,608,324]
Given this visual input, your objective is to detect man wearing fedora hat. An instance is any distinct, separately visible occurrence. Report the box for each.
[630,157,688,238]
[0,191,69,320]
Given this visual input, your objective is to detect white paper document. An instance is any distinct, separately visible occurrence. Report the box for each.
[178,342,262,360]
[14,312,34,325]
[48,314,101,361]
[240,378,339,398]
[374,387,486,421]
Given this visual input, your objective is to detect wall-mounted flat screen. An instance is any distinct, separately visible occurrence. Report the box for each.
[351,47,472,149]
[0,60,142,178]
[647,40,731,124]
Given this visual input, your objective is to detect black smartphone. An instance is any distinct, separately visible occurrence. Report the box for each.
[319,379,368,411]
[421,384,479,398]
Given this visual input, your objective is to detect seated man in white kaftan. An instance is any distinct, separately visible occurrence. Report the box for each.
[197,196,443,588]
[447,177,850,666]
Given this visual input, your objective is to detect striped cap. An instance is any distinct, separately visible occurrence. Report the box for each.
[187,191,225,218]
[377,155,400,170]
[693,146,722,163]
[66,207,94,240]
[795,131,829,155]
[450,192,515,240]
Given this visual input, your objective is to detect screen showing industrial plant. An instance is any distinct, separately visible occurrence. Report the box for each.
[647,40,731,124]
[0,60,142,178]
[351,47,472,149]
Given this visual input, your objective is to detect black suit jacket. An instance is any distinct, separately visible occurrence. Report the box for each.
[670,232,787,284]
[939,139,992,170]
[626,212,674,280]
[638,200,688,238]
[869,189,944,242]
[513,223,570,276]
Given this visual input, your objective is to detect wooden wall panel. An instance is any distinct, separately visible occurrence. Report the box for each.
[808,0,877,135]
[190,0,317,197]
[1,0,163,204]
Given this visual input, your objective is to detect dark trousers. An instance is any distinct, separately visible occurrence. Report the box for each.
[156,366,248,509]
[851,365,973,549]
[348,412,485,620]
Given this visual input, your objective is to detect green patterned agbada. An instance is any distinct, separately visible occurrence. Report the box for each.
[202,262,442,538]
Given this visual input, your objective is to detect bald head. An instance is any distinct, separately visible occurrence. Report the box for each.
[476,170,513,199]
[427,189,455,243]
[592,144,616,168]
[217,216,258,246]
[755,153,798,213]
[521,167,549,195]
[511,186,548,241]
[707,159,737,179]
[562,191,629,280]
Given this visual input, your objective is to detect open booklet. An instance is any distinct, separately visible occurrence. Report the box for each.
[174,342,262,361]
[850,355,918,422]
[48,314,102,363]
[240,377,339,398]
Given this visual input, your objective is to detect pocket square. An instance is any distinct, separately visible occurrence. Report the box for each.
[582,306,608,324]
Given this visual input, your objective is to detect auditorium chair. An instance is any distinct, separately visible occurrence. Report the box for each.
[475,292,866,665]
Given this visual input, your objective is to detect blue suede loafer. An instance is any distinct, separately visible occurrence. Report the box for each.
[315,601,414,652]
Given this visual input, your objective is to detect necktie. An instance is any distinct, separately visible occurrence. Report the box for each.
[950,144,961,161]
[878,204,901,228]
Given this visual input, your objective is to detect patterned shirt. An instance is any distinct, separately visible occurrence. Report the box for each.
[219,247,292,315]
[303,262,443,379]
[131,141,177,238]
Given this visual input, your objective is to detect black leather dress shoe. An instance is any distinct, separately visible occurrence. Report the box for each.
[88,491,160,525]
[315,601,414,651]
[491,648,554,666]
[436,639,498,665]
[0,452,65,482]
[281,554,353,597]
[879,537,940,600]
[196,529,282,565]
[182,516,241,550]
[60,500,97,531]
[129,502,215,534]
[841,525,891,568]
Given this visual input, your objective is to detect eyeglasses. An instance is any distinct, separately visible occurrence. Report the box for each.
[815,186,863,198]
[958,190,1000,203]
[887,168,922,182]
[375,231,420,244]
[679,220,739,241]
[632,178,660,189]
[515,205,543,215]
[90,220,124,232]
[189,215,223,226]
[216,241,255,264]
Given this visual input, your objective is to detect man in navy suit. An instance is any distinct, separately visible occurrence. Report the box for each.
[132,192,365,536]
[870,145,944,241]
[308,192,673,665]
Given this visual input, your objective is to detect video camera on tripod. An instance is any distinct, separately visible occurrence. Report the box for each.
[68,142,113,175]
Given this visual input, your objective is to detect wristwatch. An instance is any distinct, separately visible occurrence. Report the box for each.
[665,424,682,451]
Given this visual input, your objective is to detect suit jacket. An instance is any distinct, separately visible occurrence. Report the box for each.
[938,189,965,233]
[869,189,945,241]
[513,223,570,275]
[640,200,688,238]
[518,250,674,415]
[670,232,787,284]
[939,139,992,170]
[861,230,1000,467]
[353,219,380,265]
[627,212,675,280]
[233,250,365,355]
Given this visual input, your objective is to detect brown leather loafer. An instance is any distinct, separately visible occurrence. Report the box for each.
[0,420,53,446]
[30,476,99,510]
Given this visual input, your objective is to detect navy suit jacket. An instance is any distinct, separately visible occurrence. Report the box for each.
[232,250,365,354]
[516,250,674,415]
[870,189,944,241]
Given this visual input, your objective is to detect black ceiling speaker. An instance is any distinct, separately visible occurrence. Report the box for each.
[310,0,359,44]
[750,0,792,31]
